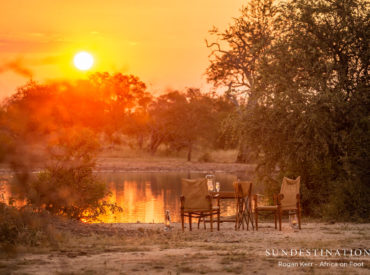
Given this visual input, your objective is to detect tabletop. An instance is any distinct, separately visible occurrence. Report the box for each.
[210,191,236,199]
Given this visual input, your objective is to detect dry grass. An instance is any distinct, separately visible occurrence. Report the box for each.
[98,143,239,163]
[0,222,369,274]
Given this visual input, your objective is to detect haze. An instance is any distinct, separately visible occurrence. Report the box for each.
[0,0,244,98]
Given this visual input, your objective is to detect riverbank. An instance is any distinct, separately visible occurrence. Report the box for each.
[0,149,255,174]
[95,157,255,173]
[96,148,254,173]
[1,221,369,274]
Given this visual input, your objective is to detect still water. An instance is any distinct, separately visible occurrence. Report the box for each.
[97,172,262,224]
[0,171,264,224]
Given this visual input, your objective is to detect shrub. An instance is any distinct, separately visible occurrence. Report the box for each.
[0,203,50,247]
[10,128,121,222]
[28,165,117,221]
[198,152,212,163]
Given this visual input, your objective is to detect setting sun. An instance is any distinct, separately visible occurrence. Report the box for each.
[73,51,94,71]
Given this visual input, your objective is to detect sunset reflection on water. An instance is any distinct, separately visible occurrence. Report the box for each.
[97,172,240,223]
[101,180,179,223]
[1,172,257,224]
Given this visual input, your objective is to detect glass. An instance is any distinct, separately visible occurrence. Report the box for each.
[215,182,220,192]
[205,174,215,192]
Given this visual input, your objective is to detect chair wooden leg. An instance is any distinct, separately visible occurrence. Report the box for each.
[198,216,201,229]
[210,212,213,232]
[189,213,192,231]
[242,199,246,230]
[274,211,277,229]
[298,207,302,230]
[241,213,245,230]
[217,210,220,231]
[246,214,249,229]
[250,211,254,230]
[181,210,185,232]
[278,209,282,231]
[247,213,250,231]
[235,200,239,231]
[248,200,254,230]
[245,201,249,231]
[255,210,258,231]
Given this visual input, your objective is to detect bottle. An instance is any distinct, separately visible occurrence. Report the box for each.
[289,211,298,229]
[164,210,171,231]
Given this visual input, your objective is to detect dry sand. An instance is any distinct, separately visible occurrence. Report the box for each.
[1,221,369,274]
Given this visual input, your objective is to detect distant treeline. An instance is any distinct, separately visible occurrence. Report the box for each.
[0,74,236,162]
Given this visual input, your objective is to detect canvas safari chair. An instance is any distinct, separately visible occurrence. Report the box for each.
[180,178,220,232]
[253,176,301,231]
[233,181,254,231]
[279,176,301,229]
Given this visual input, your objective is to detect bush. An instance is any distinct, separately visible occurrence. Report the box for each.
[28,165,117,221]
[0,203,50,247]
[198,152,212,162]
[10,128,121,222]
[325,179,370,222]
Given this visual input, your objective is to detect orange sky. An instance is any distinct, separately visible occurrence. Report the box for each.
[0,0,244,99]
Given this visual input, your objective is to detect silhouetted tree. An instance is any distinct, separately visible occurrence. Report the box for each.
[148,89,221,161]
[207,0,276,162]
[89,72,152,144]
[208,0,369,219]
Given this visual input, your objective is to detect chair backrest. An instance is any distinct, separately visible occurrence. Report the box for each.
[233,181,252,199]
[181,178,211,210]
[279,176,300,210]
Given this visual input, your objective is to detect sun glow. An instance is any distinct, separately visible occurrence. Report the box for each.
[73,51,94,71]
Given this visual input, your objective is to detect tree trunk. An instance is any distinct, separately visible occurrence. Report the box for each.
[236,141,248,163]
[187,142,193,162]
[137,134,144,149]
[148,132,162,155]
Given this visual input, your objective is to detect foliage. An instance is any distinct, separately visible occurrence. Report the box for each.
[207,0,276,162]
[2,73,152,144]
[207,0,369,220]
[148,88,232,161]
[1,74,234,161]
[10,129,121,221]
[0,202,54,248]
[198,152,213,163]
[88,72,152,142]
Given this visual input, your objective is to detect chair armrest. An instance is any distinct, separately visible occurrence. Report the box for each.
[277,194,284,204]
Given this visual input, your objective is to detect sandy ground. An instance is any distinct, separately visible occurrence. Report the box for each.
[1,221,369,275]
